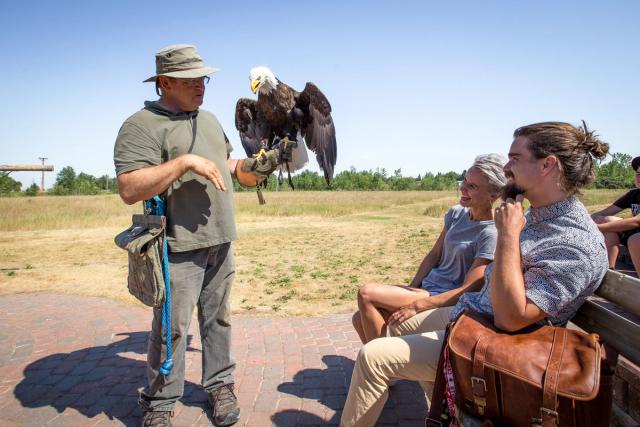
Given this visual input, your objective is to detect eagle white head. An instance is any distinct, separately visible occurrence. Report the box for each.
[249,66,278,94]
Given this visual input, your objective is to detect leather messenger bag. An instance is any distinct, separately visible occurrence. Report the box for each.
[440,310,612,427]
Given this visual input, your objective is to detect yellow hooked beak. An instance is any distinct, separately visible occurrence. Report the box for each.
[250,78,261,94]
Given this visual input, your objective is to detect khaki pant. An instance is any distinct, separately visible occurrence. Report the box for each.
[340,306,454,427]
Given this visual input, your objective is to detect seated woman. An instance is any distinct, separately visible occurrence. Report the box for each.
[352,154,507,343]
[591,155,640,273]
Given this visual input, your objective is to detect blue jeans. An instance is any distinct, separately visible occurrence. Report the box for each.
[139,243,236,411]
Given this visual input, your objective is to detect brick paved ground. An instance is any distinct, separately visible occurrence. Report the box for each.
[0,294,429,426]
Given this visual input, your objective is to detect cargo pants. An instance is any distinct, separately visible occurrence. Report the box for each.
[139,242,235,411]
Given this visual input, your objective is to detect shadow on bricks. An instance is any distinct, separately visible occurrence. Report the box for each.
[13,331,207,425]
[271,354,429,426]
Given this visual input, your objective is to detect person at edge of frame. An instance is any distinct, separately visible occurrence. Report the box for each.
[591,155,640,275]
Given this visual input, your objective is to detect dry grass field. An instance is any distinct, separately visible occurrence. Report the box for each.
[0,189,627,316]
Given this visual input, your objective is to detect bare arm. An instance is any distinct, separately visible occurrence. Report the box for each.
[591,204,622,221]
[408,226,447,288]
[388,257,490,325]
[117,153,227,205]
[418,258,489,308]
[491,195,546,331]
[597,215,640,233]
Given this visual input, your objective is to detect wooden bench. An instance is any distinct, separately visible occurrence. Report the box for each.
[566,269,640,425]
[572,269,640,366]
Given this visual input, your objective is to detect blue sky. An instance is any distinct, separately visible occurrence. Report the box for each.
[1,0,639,189]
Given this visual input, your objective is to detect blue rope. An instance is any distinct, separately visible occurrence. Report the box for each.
[145,196,173,376]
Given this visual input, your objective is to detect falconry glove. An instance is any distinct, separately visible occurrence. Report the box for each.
[246,147,281,176]
[233,140,300,205]
[234,147,280,188]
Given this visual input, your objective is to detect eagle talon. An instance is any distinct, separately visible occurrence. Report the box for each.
[279,137,296,162]
[252,148,268,162]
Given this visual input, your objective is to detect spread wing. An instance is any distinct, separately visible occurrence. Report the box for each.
[298,83,337,184]
[235,98,271,157]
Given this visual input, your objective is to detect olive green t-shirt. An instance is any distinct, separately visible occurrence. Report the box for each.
[114,101,237,252]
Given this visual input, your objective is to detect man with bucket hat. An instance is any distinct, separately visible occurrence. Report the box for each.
[114,44,279,426]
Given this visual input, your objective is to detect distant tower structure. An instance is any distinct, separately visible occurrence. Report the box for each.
[38,157,48,191]
[0,160,54,192]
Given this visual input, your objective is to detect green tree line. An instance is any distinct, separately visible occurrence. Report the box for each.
[234,167,463,192]
[592,153,637,189]
[0,167,117,196]
[0,152,636,196]
[48,167,117,196]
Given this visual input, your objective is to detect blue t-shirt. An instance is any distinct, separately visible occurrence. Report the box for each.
[421,205,497,295]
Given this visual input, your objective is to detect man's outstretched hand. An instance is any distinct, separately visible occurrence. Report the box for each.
[187,154,227,191]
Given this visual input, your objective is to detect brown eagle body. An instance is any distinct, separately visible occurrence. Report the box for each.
[260,80,295,128]
[235,66,337,185]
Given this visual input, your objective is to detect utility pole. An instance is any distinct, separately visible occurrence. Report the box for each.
[38,157,48,192]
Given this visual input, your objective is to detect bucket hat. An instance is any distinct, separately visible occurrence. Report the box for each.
[143,44,220,83]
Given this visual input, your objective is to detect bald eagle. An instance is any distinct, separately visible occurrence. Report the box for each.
[235,66,337,185]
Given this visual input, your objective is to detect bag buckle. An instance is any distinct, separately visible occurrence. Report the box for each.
[539,407,559,423]
[470,377,487,414]
[532,407,559,426]
[470,376,486,391]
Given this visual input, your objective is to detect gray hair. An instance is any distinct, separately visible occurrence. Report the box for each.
[470,153,508,193]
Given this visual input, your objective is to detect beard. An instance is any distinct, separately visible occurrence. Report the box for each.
[502,181,525,200]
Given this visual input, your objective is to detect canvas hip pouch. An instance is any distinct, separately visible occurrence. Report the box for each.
[114,214,166,307]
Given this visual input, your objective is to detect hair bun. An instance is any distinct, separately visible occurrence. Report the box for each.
[580,120,609,160]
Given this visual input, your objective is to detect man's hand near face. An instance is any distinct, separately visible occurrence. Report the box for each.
[491,194,546,331]
[495,194,527,239]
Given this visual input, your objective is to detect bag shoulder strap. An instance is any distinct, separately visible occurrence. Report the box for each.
[539,327,566,427]
[471,335,492,415]
[426,326,452,427]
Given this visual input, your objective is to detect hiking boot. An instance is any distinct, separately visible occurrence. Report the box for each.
[140,410,173,427]
[208,383,240,426]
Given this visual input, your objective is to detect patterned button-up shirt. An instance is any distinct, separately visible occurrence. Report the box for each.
[450,196,608,326]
